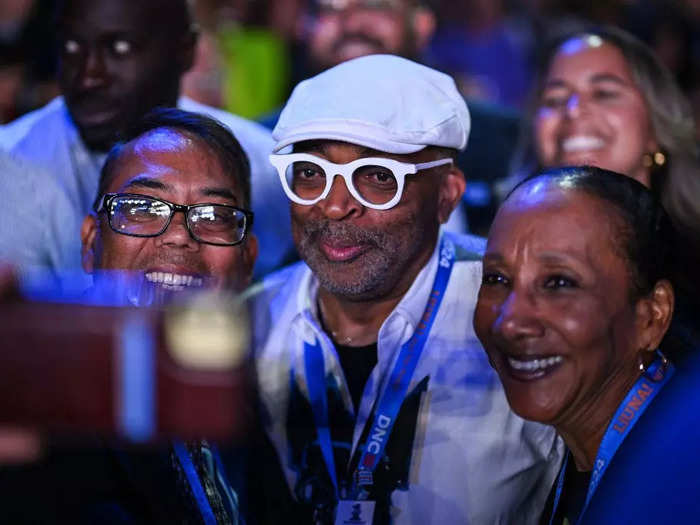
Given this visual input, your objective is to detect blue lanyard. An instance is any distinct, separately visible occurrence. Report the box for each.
[173,441,240,525]
[303,236,456,500]
[173,440,218,525]
[208,444,241,524]
[549,353,674,525]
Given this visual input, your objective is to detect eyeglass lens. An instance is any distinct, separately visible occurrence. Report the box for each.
[188,205,247,244]
[285,160,399,205]
[108,195,247,244]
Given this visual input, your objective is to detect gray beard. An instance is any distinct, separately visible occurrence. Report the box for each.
[296,218,426,301]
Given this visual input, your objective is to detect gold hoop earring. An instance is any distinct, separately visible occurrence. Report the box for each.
[637,348,656,373]
[642,151,666,168]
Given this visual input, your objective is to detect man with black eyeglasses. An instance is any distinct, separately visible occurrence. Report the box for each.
[81,108,257,302]
[78,108,254,523]
[0,109,256,523]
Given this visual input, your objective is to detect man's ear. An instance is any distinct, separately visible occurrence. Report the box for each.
[635,279,675,354]
[411,7,436,54]
[179,26,199,74]
[437,165,466,224]
[239,233,259,288]
[80,214,99,274]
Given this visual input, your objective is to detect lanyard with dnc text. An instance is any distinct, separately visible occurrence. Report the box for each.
[549,353,674,525]
[173,440,238,525]
[303,236,456,501]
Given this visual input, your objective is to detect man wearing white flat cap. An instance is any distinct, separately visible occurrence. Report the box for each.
[251,55,562,524]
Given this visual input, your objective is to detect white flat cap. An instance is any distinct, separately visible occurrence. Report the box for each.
[272,54,471,154]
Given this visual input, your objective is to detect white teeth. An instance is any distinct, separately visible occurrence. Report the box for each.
[561,136,605,152]
[144,272,204,289]
[507,355,563,372]
[161,283,185,291]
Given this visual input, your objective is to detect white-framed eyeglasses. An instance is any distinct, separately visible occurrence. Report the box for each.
[269,153,453,210]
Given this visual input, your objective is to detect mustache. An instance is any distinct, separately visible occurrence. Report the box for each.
[145,252,210,276]
[332,33,387,54]
[301,220,386,247]
[67,89,119,109]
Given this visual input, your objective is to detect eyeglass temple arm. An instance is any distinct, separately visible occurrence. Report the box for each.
[414,158,453,171]
[93,194,109,213]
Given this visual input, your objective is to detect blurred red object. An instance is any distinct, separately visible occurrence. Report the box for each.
[0,299,251,443]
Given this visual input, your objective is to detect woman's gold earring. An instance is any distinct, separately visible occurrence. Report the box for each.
[643,151,666,168]
[637,350,650,372]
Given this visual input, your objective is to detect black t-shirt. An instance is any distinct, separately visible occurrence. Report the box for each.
[540,454,591,525]
[250,327,425,524]
[334,341,378,411]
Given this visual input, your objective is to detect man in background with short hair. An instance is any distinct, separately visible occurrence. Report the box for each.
[260,0,521,235]
[0,0,291,280]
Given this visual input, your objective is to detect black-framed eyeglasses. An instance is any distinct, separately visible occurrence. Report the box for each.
[93,193,254,247]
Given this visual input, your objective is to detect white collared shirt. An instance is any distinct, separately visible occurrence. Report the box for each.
[252,232,564,524]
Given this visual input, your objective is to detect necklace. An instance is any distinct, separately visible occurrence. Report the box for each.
[317,298,356,346]
[332,333,354,346]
